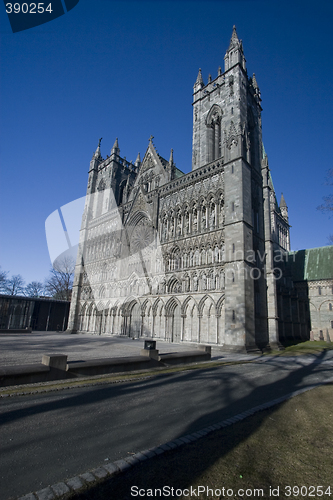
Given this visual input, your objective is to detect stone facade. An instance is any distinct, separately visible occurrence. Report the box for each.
[67,27,300,351]
[278,246,333,342]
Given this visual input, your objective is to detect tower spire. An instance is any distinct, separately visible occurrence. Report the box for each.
[228,25,240,50]
[90,138,103,170]
[280,193,289,221]
[135,152,141,168]
[169,148,174,166]
[252,73,258,90]
[92,138,103,160]
[224,25,246,72]
[110,137,120,157]
[193,68,204,92]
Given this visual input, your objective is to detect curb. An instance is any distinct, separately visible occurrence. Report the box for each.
[15,379,333,500]
[0,359,256,398]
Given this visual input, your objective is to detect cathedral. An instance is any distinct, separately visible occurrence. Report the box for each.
[66,27,327,351]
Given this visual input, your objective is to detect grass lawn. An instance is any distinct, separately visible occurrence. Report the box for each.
[268,340,333,356]
[66,382,333,500]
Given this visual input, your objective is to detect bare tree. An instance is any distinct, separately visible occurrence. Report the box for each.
[25,281,44,297]
[317,168,333,244]
[0,267,9,293]
[317,168,333,215]
[44,257,75,301]
[5,275,26,295]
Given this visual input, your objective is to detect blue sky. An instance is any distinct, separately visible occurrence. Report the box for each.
[0,0,332,284]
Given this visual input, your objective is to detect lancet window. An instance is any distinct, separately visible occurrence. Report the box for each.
[206,105,223,162]
[95,179,106,218]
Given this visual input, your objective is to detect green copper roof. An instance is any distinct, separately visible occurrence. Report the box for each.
[174,167,185,178]
[289,246,333,281]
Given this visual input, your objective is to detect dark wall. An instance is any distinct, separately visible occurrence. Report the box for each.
[0,295,70,331]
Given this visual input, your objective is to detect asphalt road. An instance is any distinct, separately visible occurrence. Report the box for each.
[1,351,333,499]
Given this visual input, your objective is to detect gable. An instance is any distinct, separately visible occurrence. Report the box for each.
[131,140,171,194]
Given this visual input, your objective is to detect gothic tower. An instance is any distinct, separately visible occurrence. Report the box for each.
[192,26,272,349]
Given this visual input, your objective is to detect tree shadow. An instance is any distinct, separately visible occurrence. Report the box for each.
[66,350,333,500]
[1,350,332,499]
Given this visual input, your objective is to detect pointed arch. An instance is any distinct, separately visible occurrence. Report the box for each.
[165,296,181,316]
[198,294,217,316]
[199,295,217,343]
[216,294,225,316]
[153,298,166,339]
[127,211,151,230]
[206,104,223,162]
[142,298,153,337]
[118,178,127,205]
[165,296,181,342]
[206,104,223,126]
[152,297,165,315]
[125,299,141,338]
[182,295,198,315]
[183,296,199,342]
[167,275,182,293]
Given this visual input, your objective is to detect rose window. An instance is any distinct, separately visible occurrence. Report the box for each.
[130,222,154,253]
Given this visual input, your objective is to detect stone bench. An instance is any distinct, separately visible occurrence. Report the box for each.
[0,364,50,387]
[66,355,159,377]
[158,350,211,365]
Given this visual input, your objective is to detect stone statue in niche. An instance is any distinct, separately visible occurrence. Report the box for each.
[162,221,167,241]
[201,208,206,229]
[177,218,182,236]
[169,221,174,238]
[209,207,215,229]
[193,211,198,232]
[185,214,190,234]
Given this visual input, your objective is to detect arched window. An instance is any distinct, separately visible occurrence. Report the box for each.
[195,249,200,266]
[206,105,222,162]
[201,203,207,230]
[192,207,198,233]
[201,248,206,265]
[172,248,181,270]
[176,210,182,236]
[219,195,224,227]
[209,202,215,229]
[184,210,190,235]
[95,179,106,218]
[162,216,168,242]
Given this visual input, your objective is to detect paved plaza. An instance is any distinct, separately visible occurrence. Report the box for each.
[0,332,258,367]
